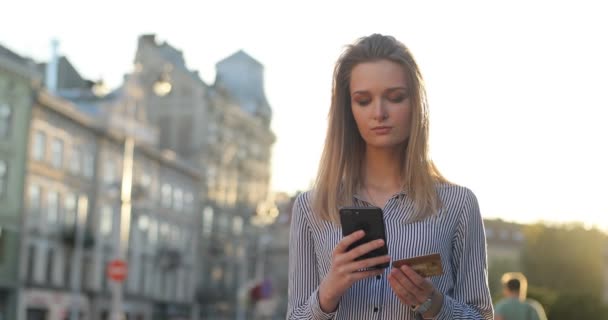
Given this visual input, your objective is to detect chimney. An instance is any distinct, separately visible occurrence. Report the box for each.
[46,39,59,94]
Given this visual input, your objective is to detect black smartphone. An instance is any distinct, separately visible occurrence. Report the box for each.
[339,206,389,269]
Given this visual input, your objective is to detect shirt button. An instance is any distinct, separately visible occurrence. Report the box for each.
[373,307,379,312]
[376,275,382,280]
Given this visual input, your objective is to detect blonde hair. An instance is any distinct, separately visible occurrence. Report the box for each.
[312,34,447,223]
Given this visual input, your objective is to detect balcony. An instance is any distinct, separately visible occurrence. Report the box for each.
[156,247,182,271]
[61,225,95,249]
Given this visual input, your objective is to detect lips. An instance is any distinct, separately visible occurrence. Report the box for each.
[371,126,392,134]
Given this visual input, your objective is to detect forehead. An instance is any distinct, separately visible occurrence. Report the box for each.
[350,60,408,93]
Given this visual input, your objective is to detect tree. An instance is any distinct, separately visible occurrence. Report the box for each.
[521,223,605,297]
[520,223,608,320]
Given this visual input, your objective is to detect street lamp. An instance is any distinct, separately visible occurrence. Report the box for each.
[68,195,89,320]
[152,66,172,97]
[109,70,169,320]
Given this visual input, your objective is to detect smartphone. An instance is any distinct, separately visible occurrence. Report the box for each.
[339,206,389,269]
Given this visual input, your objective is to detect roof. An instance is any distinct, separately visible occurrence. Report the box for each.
[216,50,263,68]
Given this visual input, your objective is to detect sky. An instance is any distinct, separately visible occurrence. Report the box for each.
[2,0,607,228]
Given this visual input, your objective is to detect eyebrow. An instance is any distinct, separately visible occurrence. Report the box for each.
[352,86,408,95]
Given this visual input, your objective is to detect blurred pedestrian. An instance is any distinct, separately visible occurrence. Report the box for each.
[495,272,547,320]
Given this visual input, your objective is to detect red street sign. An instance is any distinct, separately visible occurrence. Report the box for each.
[107,259,128,282]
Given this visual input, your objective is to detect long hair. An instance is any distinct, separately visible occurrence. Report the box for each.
[312,34,448,223]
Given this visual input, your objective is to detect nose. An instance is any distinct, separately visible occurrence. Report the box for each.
[373,98,388,121]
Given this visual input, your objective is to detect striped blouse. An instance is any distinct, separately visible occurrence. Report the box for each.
[287,183,494,319]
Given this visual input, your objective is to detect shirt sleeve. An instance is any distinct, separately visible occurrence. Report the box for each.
[286,195,337,320]
[435,189,494,320]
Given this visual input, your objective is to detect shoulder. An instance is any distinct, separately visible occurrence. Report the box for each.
[435,182,476,201]
[494,299,507,312]
[526,299,546,314]
[294,190,314,209]
[292,191,315,221]
[435,182,479,213]
[494,298,515,312]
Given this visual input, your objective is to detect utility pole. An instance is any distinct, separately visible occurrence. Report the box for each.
[109,135,135,320]
[69,196,88,320]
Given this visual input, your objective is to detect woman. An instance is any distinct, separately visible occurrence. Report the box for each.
[287,34,493,319]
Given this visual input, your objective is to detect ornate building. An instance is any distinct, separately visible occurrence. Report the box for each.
[133,34,275,318]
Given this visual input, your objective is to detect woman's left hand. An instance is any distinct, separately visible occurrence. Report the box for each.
[388,264,442,315]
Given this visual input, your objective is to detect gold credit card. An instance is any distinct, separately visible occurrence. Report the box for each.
[392,253,443,277]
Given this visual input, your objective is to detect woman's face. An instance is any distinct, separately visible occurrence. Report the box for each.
[350,59,412,150]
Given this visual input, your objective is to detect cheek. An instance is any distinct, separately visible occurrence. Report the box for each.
[395,105,413,133]
[351,107,367,131]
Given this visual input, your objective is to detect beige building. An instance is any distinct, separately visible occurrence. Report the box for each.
[17,48,202,320]
[133,34,275,319]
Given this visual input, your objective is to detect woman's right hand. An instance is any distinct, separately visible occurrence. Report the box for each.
[318,230,391,313]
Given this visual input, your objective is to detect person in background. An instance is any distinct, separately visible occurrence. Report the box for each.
[495,273,547,320]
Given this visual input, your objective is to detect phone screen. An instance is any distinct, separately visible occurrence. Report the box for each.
[339,206,389,269]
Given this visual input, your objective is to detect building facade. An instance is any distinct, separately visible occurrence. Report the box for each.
[0,44,41,320]
[0,41,204,320]
[133,34,275,319]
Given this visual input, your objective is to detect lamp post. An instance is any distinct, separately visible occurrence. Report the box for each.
[235,200,278,320]
[69,195,89,320]
[109,70,172,320]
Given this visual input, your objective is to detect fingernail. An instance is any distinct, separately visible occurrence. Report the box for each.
[377,239,384,245]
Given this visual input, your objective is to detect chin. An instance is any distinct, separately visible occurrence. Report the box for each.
[367,141,405,149]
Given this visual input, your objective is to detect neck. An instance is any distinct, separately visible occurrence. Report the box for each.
[362,145,403,193]
[506,292,520,299]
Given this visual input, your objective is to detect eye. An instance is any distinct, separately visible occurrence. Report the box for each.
[388,95,405,103]
[355,98,371,106]
[387,92,407,103]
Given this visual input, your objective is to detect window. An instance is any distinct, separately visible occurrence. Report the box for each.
[171,225,180,246]
[100,206,113,236]
[184,192,194,211]
[70,146,81,174]
[51,138,63,168]
[0,103,11,138]
[63,193,76,228]
[211,265,223,288]
[0,160,6,197]
[148,219,158,245]
[161,184,172,208]
[138,215,149,231]
[83,152,94,178]
[33,131,46,161]
[47,191,59,223]
[160,223,170,243]
[103,160,115,185]
[219,215,229,234]
[232,216,243,236]
[28,185,41,213]
[202,206,214,237]
[46,249,54,283]
[140,173,151,188]
[174,188,183,212]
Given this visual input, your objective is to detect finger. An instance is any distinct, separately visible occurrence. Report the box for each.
[390,268,426,304]
[388,274,417,305]
[400,265,434,292]
[334,230,365,255]
[349,268,384,282]
[346,255,391,272]
[344,238,386,261]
